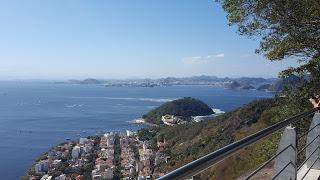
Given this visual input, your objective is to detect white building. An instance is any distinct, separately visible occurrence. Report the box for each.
[154,152,166,165]
[55,174,66,180]
[40,175,52,180]
[138,176,151,180]
[126,130,134,137]
[79,137,89,145]
[161,115,184,126]
[104,133,115,147]
[84,144,92,153]
[107,137,114,147]
[92,174,102,180]
[100,148,114,159]
[35,160,49,174]
[72,146,81,159]
[101,168,114,180]
[92,169,102,180]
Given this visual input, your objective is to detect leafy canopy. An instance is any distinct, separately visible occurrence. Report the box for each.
[218,0,320,78]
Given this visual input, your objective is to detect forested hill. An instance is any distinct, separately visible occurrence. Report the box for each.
[140,97,312,179]
[142,97,214,124]
[152,99,276,178]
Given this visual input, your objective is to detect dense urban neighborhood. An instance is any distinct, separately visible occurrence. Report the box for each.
[54,75,300,93]
[22,130,168,180]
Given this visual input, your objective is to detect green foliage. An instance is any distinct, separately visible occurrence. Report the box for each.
[53,162,68,174]
[150,99,276,175]
[36,153,48,162]
[143,97,214,124]
[211,4,320,175]
[138,128,157,141]
[50,170,63,178]
[152,94,317,179]
[129,141,140,161]
[20,176,29,180]
[218,0,320,78]
[83,162,94,173]
[159,96,319,178]
[113,134,122,180]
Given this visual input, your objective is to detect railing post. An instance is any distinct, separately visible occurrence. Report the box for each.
[306,112,320,169]
[273,125,297,180]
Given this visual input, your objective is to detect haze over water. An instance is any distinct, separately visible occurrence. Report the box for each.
[0,82,273,179]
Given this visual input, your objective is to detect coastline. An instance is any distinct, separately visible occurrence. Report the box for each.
[22,129,167,180]
[131,118,159,127]
[0,83,273,180]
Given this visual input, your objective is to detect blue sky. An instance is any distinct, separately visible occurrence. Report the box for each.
[0,0,298,80]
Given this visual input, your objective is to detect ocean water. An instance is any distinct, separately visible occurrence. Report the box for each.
[0,82,273,179]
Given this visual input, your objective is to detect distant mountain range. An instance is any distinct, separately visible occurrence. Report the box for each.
[54,75,300,92]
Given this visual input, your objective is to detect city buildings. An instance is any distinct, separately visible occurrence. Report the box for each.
[71,146,81,159]
[35,160,49,174]
[26,130,168,180]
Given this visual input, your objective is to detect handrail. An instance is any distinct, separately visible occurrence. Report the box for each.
[158,107,320,180]
[297,134,320,155]
[301,158,320,180]
[244,144,296,179]
[298,123,320,140]
[298,146,320,170]
[272,161,295,180]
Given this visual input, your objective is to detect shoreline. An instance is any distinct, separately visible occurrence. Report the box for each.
[131,118,159,127]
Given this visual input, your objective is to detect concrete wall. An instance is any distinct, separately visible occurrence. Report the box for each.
[273,126,296,180]
[306,113,320,169]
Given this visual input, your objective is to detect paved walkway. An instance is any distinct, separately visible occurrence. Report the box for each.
[297,164,320,180]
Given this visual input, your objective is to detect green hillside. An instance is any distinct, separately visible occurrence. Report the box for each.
[142,97,214,124]
[140,97,312,179]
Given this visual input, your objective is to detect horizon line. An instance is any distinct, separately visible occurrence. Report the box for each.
[0,75,279,82]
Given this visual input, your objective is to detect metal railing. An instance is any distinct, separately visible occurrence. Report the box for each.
[245,124,320,179]
[158,107,320,180]
[244,144,296,180]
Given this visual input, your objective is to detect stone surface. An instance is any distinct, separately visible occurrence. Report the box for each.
[297,164,320,180]
[306,113,320,169]
[273,126,296,180]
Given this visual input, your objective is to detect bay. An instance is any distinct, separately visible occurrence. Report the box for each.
[0,82,273,179]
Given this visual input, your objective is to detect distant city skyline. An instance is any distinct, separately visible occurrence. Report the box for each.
[0,0,299,80]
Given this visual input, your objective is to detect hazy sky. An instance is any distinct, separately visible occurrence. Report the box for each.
[0,0,299,80]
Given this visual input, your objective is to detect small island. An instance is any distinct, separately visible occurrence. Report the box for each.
[142,97,214,125]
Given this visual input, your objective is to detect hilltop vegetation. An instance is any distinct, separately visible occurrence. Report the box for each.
[225,75,300,91]
[225,81,241,89]
[140,95,313,179]
[257,84,271,91]
[268,75,300,92]
[153,99,277,177]
[142,97,214,124]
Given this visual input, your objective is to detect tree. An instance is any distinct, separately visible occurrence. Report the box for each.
[83,162,94,173]
[217,0,320,109]
[217,2,320,167]
[218,0,320,79]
